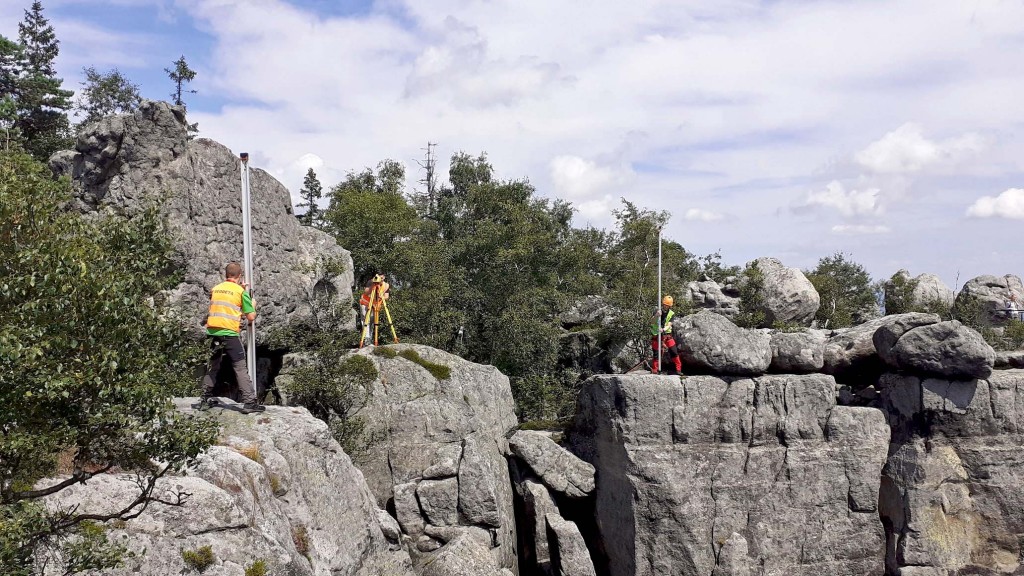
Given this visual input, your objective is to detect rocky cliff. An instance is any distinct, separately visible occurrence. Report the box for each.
[279,344,521,575]
[49,401,413,576]
[546,310,1023,576]
[50,101,354,343]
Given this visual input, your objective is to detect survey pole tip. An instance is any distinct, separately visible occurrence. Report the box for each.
[240,152,249,163]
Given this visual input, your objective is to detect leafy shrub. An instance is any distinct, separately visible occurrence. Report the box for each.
[284,345,378,457]
[0,148,216,574]
[181,545,215,572]
[734,262,767,328]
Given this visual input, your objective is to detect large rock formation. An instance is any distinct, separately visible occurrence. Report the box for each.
[823,313,941,383]
[954,274,1024,328]
[48,400,413,576]
[683,279,741,319]
[673,311,772,375]
[570,373,890,576]
[50,101,354,342]
[879,370,1024,575]
[750,257,820,327]
[280,344,520,573]
[889,270,955,309]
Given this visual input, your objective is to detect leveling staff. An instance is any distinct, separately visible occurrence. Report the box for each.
[198,262,265,414]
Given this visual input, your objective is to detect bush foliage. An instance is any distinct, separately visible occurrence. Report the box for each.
[0,149,216,574]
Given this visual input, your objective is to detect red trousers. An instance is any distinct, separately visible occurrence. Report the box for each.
[651,335,682,375]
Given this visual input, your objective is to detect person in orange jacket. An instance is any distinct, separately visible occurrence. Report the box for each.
[359,273,390,346]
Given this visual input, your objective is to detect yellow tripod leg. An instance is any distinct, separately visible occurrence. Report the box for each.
[381,300,399,343]
[359,286,377,349]
[373,306,380,346]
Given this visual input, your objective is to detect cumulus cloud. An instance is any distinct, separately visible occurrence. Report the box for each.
[794,181,882,217]
[59,0,1024,285]
[683,208,723,222]
[966,188,1024,220]
[831,224,890,235]
[855,123,984,175]
[549,155,632,199]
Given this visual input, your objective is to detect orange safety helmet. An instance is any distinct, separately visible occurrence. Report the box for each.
[662,295,674,307]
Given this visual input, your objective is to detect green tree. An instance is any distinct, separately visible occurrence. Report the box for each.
[296,167,323,226]
[883,270,919,315]
[0,36,23,148]
[165,55,196,106]
[0,149,216,574]
[165,56,198,133]
[74,67,142,127]
[14,1,73,160]
[806,252,877,328]
[322,160,416,284]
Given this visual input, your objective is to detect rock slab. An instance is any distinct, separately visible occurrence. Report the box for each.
[509,430,595,499]
[879,370,1024,575]
[570,373,889,576]
[674,311,772,375]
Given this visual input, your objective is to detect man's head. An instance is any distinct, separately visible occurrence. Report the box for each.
[662,295,674,310]
[225,262,243,280]
[372,273,386,284]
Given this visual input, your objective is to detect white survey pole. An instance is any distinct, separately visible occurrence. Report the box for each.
[657,226,663,375]
[239,153,257,386]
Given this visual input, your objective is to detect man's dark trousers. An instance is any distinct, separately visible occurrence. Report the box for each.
[201,335,257,404]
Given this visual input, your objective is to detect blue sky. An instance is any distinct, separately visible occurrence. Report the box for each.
[2,0,1023,290]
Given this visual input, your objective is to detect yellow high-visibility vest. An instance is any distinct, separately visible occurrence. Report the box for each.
[207,281,245,333]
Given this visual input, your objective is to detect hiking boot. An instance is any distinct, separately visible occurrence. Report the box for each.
[197,397,216,411]
[240,403,266,414]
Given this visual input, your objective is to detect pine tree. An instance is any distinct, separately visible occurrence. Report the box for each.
[165,55,196,106]
[297,167,324,226]
[0,36,24,148]
[75,66,142,127]
[164,55,198,133]
[15,0,73,160]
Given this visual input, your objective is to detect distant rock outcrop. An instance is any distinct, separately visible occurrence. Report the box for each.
[750,256,820,327]
[954,274,1024,328]
[48,400,413,576]
[50,100,354,342]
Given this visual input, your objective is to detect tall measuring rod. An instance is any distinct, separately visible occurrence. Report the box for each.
[656,226,663,375]
[239,152,257,385]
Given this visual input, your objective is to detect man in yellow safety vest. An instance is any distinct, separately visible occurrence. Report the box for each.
[198,262,264,413]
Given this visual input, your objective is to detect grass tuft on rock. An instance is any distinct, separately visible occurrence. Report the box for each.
[397,349,451,380]
[235,444,262,464]
[372,346,398,358]
[181,545,215,572]
[244,559,268,576]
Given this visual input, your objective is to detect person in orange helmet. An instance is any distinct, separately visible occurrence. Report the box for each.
[650,295,682,375]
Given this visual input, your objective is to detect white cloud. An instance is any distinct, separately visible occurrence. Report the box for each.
[549,155,631,200]
[683,208,723,222]
[855,123,984,175]
[831,224,890,235]
[126,0,1024,286]
[795,181,882,217]
[575,194,615,222]
[966,188,1024,220]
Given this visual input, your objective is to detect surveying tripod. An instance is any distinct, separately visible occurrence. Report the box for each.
[359,279,399,347]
